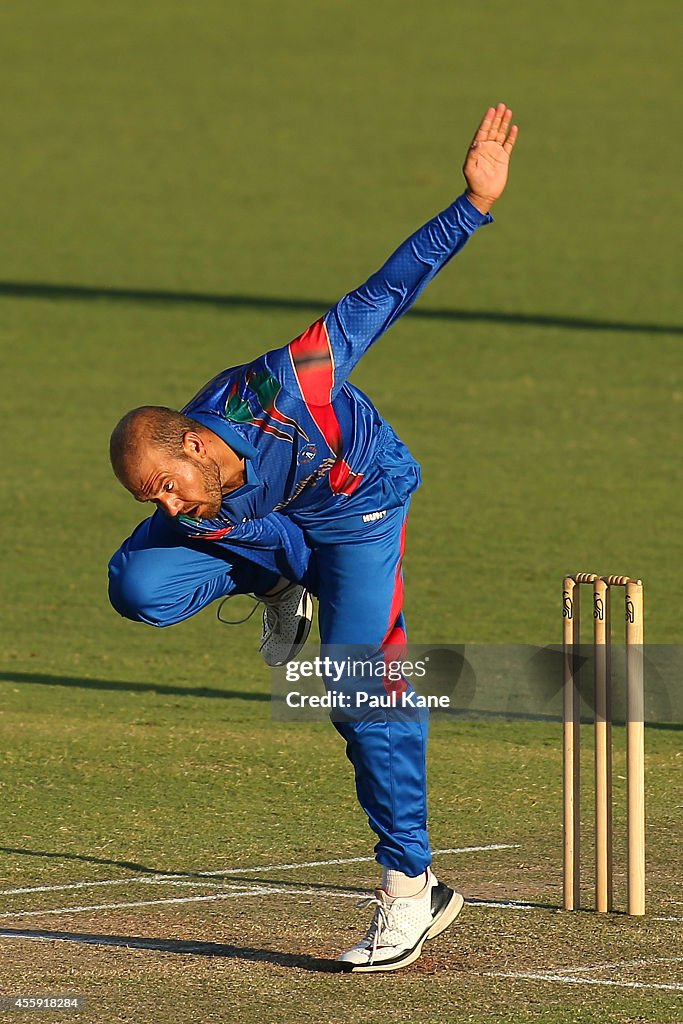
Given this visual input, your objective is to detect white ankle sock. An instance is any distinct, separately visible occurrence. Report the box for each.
[381,868,429,898]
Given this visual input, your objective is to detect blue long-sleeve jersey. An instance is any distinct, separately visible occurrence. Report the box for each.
[174,193,491,545]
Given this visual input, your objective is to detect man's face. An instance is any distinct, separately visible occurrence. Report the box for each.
[121,445,224,520]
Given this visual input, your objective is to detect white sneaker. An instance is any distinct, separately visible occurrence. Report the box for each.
[337,871,464,973]
[256,583,313,667]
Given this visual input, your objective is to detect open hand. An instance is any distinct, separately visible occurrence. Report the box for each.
[463,104,518,215]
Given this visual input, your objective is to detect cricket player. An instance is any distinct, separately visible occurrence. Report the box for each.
[108,104,518,971]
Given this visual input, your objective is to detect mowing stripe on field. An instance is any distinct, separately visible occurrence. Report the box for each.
[0,844,519,897]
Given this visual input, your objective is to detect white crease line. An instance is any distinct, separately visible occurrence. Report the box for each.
[467,898,535,911]
[3,933,681,988]
[0,885,363,920]
[0,892,539,924]
[0,844,520,897]
[0,877,231,897]
[549,956,683,976]
[146,880,231,888]
[200,845,521,877]
[489,971,683,992]
[0,884,540,923]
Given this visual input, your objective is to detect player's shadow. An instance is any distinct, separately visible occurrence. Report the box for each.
[0,671,269,703]
[0,928,344,971]
[0,280,680,336]
[0,847,368,895]
[0,845,222,876]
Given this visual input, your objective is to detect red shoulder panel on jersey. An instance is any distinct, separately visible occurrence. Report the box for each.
[289,319,364,495]
[289,319,335,405]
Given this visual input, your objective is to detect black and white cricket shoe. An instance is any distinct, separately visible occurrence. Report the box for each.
[256,582,314,667]
[217,582,314,667]
[337,870,464,972]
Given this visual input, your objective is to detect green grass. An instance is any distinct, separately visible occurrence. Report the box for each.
[0,0,681,1020]
[1,685,681,1022]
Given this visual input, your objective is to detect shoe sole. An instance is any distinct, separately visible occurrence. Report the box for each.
[426,889,465,940]
[340,888,465,974]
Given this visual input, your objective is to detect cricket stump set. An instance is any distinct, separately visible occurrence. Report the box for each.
[562,573,645,916]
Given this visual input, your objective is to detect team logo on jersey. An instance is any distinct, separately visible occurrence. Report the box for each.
[224,369,310,444]
[297,443,317,464]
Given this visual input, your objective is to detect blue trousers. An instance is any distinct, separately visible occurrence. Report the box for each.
[109,507,430,876]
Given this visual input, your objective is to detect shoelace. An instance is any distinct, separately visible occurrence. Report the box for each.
[215,594,261,626]
[216,585,293,628]
[357,894,396,965]
[260,601,282,644]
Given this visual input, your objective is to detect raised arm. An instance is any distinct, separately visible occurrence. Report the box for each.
[323,192,490,390]
[273,105,518,402]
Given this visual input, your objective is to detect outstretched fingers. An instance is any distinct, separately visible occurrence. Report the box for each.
[488,102,507,140]
[471,103,517,151]
[470,106,495,147]
[496,106,513,144]
[503,122,519,155]
[464,103,519,209]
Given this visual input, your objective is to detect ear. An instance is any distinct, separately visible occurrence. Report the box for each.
[182,431,208,460]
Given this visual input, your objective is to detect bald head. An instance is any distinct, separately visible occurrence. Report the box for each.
[109,405,245,520]
[109,406,204,483]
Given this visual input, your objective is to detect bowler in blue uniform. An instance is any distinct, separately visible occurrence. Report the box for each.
[109,105,518,971]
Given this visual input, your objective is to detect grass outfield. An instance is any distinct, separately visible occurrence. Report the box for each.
[1,694,681,1022]
[0,1,681,1021]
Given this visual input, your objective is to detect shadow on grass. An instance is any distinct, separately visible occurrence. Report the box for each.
[0,846,194,875]
[0,280,680,336]
[0,927,344,970]
[3,671,679,727]
[0,847,368,895]
[0,671,269,702]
